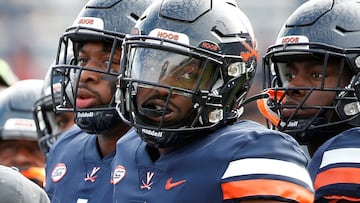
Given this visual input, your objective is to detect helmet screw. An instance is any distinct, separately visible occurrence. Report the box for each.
[355,56,360,68]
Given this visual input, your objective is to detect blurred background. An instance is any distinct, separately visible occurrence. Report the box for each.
[0,0,307,121]
[0,0,85,79]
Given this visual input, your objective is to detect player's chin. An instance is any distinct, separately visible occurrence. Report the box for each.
[146,111,175,122]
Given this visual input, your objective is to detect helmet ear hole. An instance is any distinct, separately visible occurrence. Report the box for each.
[335,100,357,120]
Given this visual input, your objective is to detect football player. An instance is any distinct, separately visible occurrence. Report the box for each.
[112,0,314,202]
[256,0,360,201]
[33,63,75,156]
[44,0,155,202]
[0,79,46,187]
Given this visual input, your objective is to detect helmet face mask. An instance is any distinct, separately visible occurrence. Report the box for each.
[53,38,122,134]
[261,49,356,143]
[122,40,226,130]
[33,55,76,155]
[33,94,61,154]
[258,0,360,144]
[116,0,257,147]
[129,47,221,95]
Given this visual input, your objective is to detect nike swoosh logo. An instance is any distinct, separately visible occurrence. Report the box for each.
[165,178,186,190]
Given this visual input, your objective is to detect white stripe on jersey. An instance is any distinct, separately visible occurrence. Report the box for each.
[320,148,360,169]
[77,199,88,203]
[222,158,313,189]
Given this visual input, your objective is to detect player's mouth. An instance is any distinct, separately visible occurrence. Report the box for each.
[76,89,96,109]
[139,100,174,122]
[281,100,317,119]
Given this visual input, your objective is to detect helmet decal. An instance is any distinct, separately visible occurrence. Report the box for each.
[148,28,190,45]
[276,35,309,45]
[72,17,105,30]
[0,80,43,141]
[3,118,36,132]
[198,41,220,53]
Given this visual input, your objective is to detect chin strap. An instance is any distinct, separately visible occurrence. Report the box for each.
[254,89,285,127]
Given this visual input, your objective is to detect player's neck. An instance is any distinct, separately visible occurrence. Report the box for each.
[145,145,174,162]
[96,135,118,158]
[158,147,169,155]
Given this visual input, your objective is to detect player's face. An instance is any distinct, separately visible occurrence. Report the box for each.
[132,49,216,126]
[280,58,351,118]
[74,42,121,109]
[55,112,75,132]
[0,139,45,187]
[136,86,194,125]
[0,140,45,168]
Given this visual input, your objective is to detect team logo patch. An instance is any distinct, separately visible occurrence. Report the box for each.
[51,163,67,183]
[84,167,101,183]
[111,165,126,185]
[140,172,154,190]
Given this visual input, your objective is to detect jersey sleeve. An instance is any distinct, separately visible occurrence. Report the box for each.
[221,128,314,203]
[308,128,360,202]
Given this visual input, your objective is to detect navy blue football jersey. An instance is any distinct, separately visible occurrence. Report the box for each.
[308,127,360,202]
[112,120,314,202]
[45,125,115,203]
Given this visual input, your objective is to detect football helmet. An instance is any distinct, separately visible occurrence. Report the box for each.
[116,0,257,147]
[0,79,45,186]
[33,60,75,155]
[51,0,155,134]
[0,79,43,141]
[257,0,360,144]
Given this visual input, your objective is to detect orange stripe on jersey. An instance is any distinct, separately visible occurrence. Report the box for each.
[315,167,360,190]
[222,179,313,203]
[324,195,360,202]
